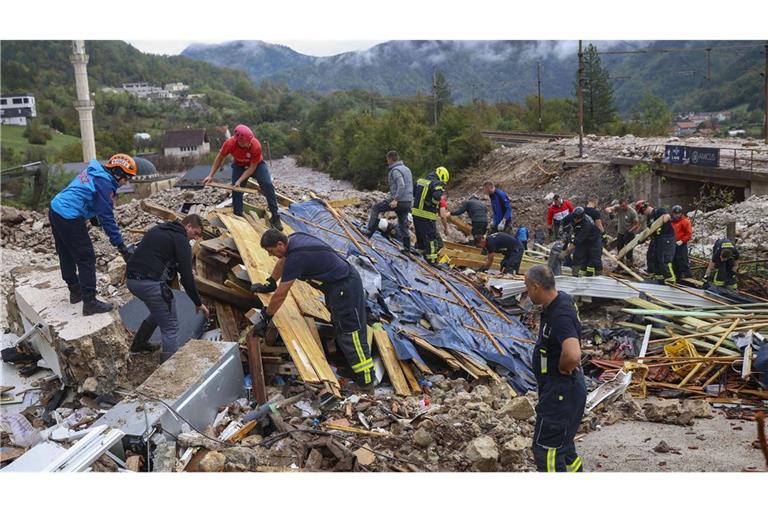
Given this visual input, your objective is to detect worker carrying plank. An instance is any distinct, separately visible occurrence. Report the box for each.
[483,181,513,234]
[362,150,413,254]
[478,232,524,275]
[251,229,374,390]
[448,194,489,246]
[704,238,740,290]
[203,124,283,230]
[557,207,603,277]
[524,265,586,472]
[604,198,640,266]
[48,154,137,316]
[125,214,209,355]
[412,166,450,264]
[636,201,676,285]
[670,205,693,279]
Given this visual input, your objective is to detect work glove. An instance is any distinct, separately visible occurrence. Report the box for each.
[250,276,277,294]
[702,274,711,283]
[90,217,100,228]
[251,310,273,338]
[497,219,506,231]
[602,233,609,247]
[676,240,683,246]
[117,243,134,263]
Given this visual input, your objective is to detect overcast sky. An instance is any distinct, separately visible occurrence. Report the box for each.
[126,40,386,57]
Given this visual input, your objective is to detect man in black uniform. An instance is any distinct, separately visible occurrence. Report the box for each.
[448,194,489,246]
[252,229,374,389]
[412,166,450,263]
[704,238,740,290]
[557,207,603,277]
[525,265,586,472]
[638,202,676,285]
[126,214,209,354]
[584,196,608,246]
[477,232,525,275]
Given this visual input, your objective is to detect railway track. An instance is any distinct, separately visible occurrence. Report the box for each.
[481,130,574,145]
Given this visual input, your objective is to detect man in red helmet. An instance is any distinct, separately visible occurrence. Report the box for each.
[203,124,282,230]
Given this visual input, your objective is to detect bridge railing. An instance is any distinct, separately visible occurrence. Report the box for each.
[632,144,768,172]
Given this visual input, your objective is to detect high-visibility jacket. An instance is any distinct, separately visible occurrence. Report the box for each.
[412,172,445,220]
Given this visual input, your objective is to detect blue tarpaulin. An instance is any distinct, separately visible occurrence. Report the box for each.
[282,199,535,393]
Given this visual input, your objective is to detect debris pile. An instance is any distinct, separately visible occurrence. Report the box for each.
[689,195,768,258]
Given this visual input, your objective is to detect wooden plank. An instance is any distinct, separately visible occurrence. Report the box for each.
[305,317,323,351]
[447,216,472,236]
[678,319,740,387]
[400,361,422,393]
[206,181,295,207]
[327,197,360,208]
[215,302,241,342]
[405,331,462,370]
[616,216,665,260]
[195,276,256,309]
[246,331,268,405]
[371,324,411,396]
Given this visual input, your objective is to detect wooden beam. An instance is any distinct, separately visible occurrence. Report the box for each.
[195,276,257,309]
[678,319,740,387]
[206,181,295,207]
[447,216,472,236]
[616,215,665,260]
[246,331,268,405]
[371,324,411,396]
[216,302,242,342]
[327,197,360,208]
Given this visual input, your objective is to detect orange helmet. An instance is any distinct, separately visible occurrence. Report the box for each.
[105,153,137,176]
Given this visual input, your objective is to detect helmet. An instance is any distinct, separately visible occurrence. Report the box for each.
[435,166,450,183]
[671,205,683,214]
[378,218,389,232]
[105,153,137,177]
[635,200,648,213]
[233,124,254,144]
[572,206,585,220]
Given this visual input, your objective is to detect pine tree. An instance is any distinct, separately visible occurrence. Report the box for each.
[580,44,617,133]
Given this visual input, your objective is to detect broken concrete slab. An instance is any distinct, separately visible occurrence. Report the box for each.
[499,397,535,420]
[500,435,531,468]
[11,265,130,393]
[464,435,499,472]
[198,450,226,472]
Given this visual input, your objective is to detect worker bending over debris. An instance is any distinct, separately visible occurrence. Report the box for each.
[448,195,489,246]
[637,201,676,285]
[412,166,450,264]
[605,198,640,266]
[483,181,513,234]
[670,205,693,279]
[557,207,603,277]
[363,150,413,254]
[547,194,574,240]
[203,124,283,230]
[478,232,524,275]
[704,238,740,290]
[252,230,374,390]
[584,196,608,247]
[126,214,209,355]
[49,154,136,316]
[525,265,586,472]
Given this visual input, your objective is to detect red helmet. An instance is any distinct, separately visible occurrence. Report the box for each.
[635,200,649,213]
[233,124,254,144]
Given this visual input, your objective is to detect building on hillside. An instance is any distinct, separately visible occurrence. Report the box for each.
[164,82,189,94]
[162,129,210,158]
[1,93,37,126]
[122,82,173,100]
[674,121,698,136]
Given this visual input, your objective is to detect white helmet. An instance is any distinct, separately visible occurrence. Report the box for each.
[378,218,389,231]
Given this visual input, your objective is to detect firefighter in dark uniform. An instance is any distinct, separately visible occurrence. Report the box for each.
[557,207,603,277]
[448,195,489,246]
[525,265,586,472]
[584,196,608,247]
[412,166,450,264]
[477,232,525,274]
[251,229,374,389]
[637,202,676,285]
[704,238,740,290]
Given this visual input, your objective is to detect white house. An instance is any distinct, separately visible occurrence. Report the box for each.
[164,82,189,94]
[1,93,37,126]
[161,129,210,158]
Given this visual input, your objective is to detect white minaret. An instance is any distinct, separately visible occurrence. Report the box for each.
[70,40,97,162]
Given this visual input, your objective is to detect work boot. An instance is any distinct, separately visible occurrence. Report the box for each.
[269,212,283,231]
[129,319,159,353]
[68,283,82,304]
[82,296,113,316]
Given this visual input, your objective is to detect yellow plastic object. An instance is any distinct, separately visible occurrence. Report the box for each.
[663,338,700,377]
[623,361,649,398]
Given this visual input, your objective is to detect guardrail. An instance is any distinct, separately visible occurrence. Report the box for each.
[631,145,768,172]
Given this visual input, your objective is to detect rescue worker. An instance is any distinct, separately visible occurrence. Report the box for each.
[704,238,740,290]
[524,265,586,472]
[448,195,489,246]
[49,154,136,316]
[363,151,413,253]
[584,196,608,246]
[670,205,693,279]
[637,201,676,285]
[547,194,574,240]
[251,229,374,390]
[604,198,640,266]
[477,231,525,275]
[483,181,513,234]
[557,207,603,277]
[203,124,282,230]
[516,225,530,251]
[412,166,450,263]
[126,214,210,355]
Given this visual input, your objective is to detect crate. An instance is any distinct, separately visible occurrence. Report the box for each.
[663,338,700,377]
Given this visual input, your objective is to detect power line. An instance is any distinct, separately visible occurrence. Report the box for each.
[598,43,765,56]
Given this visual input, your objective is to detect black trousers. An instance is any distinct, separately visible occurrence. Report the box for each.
[413,216,443,263]
[713,260,737,289]
[616,231,636,265]
[673,242,691,278]
[573,238,603,276]
[471,221,488,245]
[367,200,411,249]
[501,249,523,274]
[647,234,676,284]
[49,209,97,297]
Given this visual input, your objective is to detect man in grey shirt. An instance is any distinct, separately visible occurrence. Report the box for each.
[364,150,414,252]
[605,198,640,265]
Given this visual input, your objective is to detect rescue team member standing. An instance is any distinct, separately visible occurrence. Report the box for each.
[557,207,603,277]
[478,232,525,275]
[605,198,640,266]
[547,194,574,240]
[126,215,209,355]
[412,166,450,264]
[584,196,608,247]
[483,181,513,234]
[670,205,693,279]
[525,265,586,472]
[49,154,136,316]
[448,195,489,246]
[203,124,283,230]
[363,151,413,253]
[637,201,676,285]
[251,230,374,389]
[704,238,740,290]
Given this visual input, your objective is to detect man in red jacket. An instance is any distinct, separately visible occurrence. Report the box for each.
[670,205,692,278]
[547,194,574,240]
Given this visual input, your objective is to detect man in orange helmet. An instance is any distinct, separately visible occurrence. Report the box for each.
[49,154,136,315]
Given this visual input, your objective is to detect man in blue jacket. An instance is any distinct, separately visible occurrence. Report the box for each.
[49,154,136,316]
[483,181,513,234]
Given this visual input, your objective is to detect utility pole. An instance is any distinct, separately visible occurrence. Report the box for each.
[537,61,543,131]
[432,66,438,126]
[706,48,712,81]
[578,40,585,158]
[764,43,768,144]
[70,40,96,162]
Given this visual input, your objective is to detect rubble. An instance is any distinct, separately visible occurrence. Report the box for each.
[689,194,768,258]
[464,435,499,472]
[198,451,226,472]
